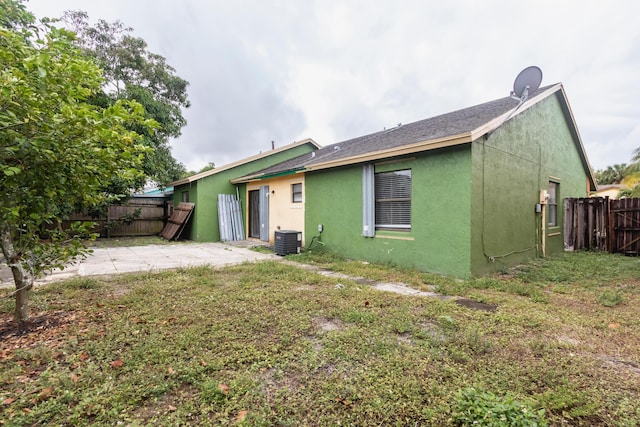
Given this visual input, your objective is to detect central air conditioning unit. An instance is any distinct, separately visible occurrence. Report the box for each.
[274,230,302,256]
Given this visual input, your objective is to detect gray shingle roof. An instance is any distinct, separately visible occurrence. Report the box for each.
[235,85,558,180]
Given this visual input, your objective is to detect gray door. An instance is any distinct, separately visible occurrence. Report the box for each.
[248,190,260,238]
[259,185,269,241]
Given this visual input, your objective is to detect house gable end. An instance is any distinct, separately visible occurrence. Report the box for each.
[469,88,595,275]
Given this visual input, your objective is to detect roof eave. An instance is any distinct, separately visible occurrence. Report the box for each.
[231,168,305,184]
[232,134,474,181]
[554,85,597,191]
[169,138,320,187]
[470,84,561,140]
[304,134,473,172]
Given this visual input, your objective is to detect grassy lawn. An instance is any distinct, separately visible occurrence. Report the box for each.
[1,251,639,426]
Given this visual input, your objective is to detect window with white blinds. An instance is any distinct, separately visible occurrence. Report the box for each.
[375,169,411,231]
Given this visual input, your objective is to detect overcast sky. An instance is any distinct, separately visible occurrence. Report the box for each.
[26,0,640,172]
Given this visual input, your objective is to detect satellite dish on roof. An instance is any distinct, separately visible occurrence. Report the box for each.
[487,66,543,138]
[511,66,542,101]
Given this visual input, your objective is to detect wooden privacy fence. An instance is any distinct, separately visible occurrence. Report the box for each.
[63,197,171,237]
[564,197,640,255]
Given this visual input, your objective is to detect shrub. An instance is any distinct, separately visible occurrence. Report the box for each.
[451,387,547,426]
[597,290,623,307]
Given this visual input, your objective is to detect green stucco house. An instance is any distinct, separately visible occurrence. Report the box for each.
[232,84,596,277]
[168,139,319,242]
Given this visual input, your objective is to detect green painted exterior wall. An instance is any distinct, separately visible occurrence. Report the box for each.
[173,144,316,241]
[470,93,590,275]
[172,183,198,239]
[304,93,590,277]
[304,147,473,277]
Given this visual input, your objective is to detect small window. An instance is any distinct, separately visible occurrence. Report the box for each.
[375,169,411,231]
[548,181,559,227]
[181,191,189,203]
[292,183,303,203]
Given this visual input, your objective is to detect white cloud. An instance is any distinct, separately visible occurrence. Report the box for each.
[24,0,640,171]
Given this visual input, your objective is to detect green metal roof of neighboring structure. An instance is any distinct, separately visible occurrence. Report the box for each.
[142,186,174,196]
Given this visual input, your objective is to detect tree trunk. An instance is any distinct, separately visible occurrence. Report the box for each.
[0,224,32,326]
[14,275,30,326]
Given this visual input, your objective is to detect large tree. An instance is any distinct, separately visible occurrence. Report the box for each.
[0,0,154,325]
[64,11,190,187]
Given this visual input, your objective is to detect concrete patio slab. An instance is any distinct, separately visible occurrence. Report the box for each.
[1,242,279,288]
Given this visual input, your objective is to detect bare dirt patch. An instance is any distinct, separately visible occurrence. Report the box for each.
[454,298,498,312]
[132,384,200,422]
[396,333,413,346]
[556,335,581,347]
[109,284,132,298]
[261,367,303,395]
[602,357,640,376]
[0,310,78,361]
[420,321,446,343]
[0,311,74,341]
[312,316,343,332]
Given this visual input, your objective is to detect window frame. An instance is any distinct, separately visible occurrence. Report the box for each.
[374,169,412,232]
[547,181,559,228]
[291,182,303,203]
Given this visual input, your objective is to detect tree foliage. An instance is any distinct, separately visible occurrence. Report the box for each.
[619,160,640,198]
[594,163,627,185]
[64,11,190,187]
[594,154,640,198]
[0,0,154,325]
[185,162,216,176]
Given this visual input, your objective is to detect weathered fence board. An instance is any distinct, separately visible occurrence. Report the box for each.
[63,197,171,237]
[564,197,640,255]
[160,202,195,241]
[612,198,640,255]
